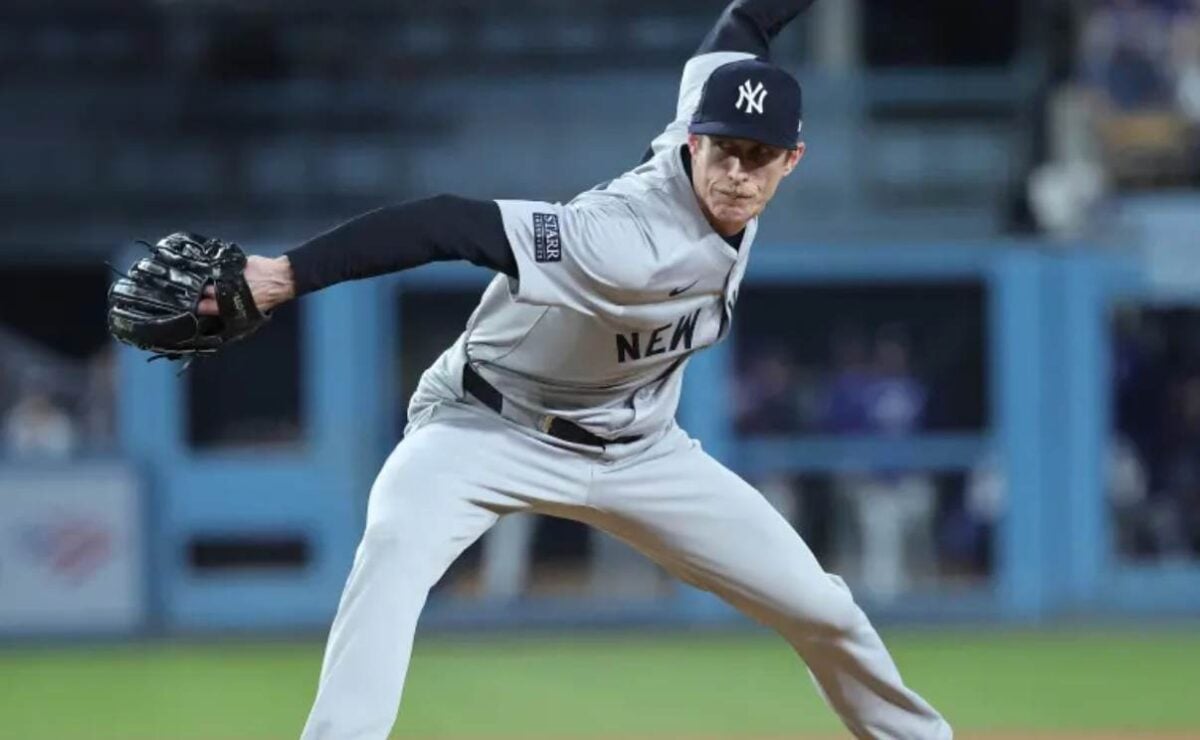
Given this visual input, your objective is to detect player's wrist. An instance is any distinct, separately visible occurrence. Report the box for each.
[247,255,296,312]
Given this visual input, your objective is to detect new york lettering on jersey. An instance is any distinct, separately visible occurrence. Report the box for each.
[615,308,702,363]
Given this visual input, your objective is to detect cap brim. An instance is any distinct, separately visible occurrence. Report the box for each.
[688,121,799,150]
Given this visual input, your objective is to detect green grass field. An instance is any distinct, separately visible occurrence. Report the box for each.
[1,628,1198,739]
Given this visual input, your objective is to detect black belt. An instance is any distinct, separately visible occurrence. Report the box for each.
[462,364,642,448]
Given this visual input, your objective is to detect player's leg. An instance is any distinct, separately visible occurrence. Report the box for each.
[301,404,591,740]
[589,430,951,739]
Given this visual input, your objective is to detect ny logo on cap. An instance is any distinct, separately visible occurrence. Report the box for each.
[735,79,767,115]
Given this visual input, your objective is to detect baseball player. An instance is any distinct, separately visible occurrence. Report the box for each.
[196,2,952,737]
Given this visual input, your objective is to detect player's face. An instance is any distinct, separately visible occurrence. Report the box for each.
[688,134,804,236]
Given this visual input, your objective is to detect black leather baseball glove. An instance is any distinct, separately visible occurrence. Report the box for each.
[107,232,269,363]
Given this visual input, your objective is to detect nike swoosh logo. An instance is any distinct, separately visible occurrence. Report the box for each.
[668,280,699,297]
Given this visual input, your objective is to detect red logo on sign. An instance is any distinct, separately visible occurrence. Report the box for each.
[18,518,113,585]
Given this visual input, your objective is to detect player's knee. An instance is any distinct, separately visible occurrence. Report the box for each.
[779,573,867,639]
[359,525,415,563]
[358,525,444,588]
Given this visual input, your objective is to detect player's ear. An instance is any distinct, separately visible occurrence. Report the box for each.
[687,133,703,157]
[782,142,805,176]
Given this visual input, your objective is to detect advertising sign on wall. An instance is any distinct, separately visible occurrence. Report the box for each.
[0,464,144,633]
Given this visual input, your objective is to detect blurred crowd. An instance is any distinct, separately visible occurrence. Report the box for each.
[733,322,988,601]
[1032,0,1200,234]
[724,305,1200,596]
[734,322,927,436]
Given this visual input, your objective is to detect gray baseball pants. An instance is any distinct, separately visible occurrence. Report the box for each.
[300,402,951,739]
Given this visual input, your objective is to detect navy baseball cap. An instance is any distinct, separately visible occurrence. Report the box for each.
[688,58,803,150]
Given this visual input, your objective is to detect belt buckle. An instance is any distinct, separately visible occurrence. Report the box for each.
[538,415,556,434]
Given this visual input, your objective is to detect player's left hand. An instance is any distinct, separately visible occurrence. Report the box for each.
[107,232,272,362]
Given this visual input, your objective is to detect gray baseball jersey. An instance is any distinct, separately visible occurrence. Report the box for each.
[410,52,755,441]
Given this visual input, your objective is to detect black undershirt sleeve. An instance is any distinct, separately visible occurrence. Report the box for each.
[695,0,816,58]
[285,194,517,297]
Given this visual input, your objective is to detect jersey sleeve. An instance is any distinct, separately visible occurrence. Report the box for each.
[495,199,650,315]
[646,50,755,157]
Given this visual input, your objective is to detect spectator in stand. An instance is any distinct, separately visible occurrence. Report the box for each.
[1168,0,1200,122]
[824,323,937,601]
[2,386,78,460]
[1082,0,1176,110]
[1082,0,1195,186]
[863,324,930,436]
[820,323,873,434]
[734,344,800,434]
[1153,372,1200,556]
[1031,0,1200,233]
